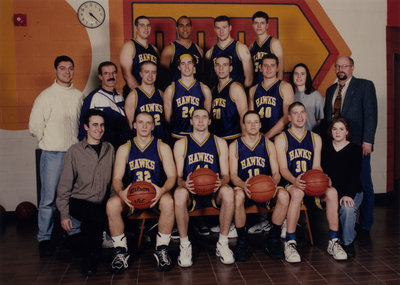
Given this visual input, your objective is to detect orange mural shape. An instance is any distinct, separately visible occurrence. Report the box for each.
[0,0,91,130]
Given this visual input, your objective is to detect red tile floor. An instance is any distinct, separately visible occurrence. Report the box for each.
[0,195,399,284]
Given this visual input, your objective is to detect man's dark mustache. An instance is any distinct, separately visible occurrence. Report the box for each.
[107,78,116,82]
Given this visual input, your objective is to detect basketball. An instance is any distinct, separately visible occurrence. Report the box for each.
[191,168,218,196]
[302,169,329,197]
[127,181,156,209]
[248,174,276,203]
[15,201,37,222]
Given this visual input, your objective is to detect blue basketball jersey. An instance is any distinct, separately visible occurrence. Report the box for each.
[170,41,202,82]
[134,87,166,141]
[131,40,159,85]
[253,80,284,134]
[250,36,273,84]
[171,79,206,138]
[123,40,159,97]
[284,129,315,178]
[127,137,166,186]
[236,135,272,181]
[210,39,244,87]
[210,79,241,140]
[183,134,220,180]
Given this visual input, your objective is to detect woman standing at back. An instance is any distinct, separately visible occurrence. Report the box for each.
[289,63,324,132]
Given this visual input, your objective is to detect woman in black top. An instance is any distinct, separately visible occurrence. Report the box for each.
[322,118,363,258]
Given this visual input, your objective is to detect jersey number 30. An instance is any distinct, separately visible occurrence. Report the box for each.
[295,161,307,174]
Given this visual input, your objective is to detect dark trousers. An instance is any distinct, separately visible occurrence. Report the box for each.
[69,198,106,261]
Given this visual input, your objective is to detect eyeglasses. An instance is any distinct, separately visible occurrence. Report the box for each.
[335,64,352,69]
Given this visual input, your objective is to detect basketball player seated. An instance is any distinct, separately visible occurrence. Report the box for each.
[230,111,289,261]
[274,102,347,263]
[174,108,235,267]
[106,112,177,273]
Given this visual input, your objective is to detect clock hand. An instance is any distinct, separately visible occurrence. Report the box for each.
[89,12,100,23]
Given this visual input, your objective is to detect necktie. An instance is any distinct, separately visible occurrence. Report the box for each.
[332,83,345,119]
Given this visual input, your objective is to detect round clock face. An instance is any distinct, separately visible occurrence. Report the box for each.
[77,1,105,28]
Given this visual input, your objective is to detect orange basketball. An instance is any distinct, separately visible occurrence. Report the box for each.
[190,168,218,196]
[302,169,329,197]
[127,181,156,209]
[248,174,276,203]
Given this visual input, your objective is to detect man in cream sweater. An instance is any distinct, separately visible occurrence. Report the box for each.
[29,55,84,257]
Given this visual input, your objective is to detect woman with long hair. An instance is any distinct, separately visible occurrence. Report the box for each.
[321,117,363,258]
[289,63,324,131]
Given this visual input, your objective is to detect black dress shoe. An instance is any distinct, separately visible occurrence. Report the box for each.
[343,243,355,258]
[357,228,371,242]
[39,240,54,258]
[82,258,97,276]
[265,238,285,260]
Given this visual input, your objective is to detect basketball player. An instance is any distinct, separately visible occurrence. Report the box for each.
[164,53,212,145]
[274,102,347,263]
[205,15,253,88]
[174,108,235,267]
[160,16,203,84]
[250,11,284,83]
[210,55,248,144]
[247,54,293,233]
[106,112,176,272]
[120,16,159,97]
[230,111,289,261]
[125,61,166,141]
[249,54,294,139]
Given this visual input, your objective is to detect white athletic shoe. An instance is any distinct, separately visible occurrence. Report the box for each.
[247,220,272,235]
[178,243,193,267]
[102,231,114,249]
[327,238,348,260]
[210,223,238,238]
[281,220,287,239]
[284,240,301,263]
[216,242,235,264]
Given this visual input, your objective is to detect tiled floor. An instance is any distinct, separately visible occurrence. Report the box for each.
[0,196,399,284]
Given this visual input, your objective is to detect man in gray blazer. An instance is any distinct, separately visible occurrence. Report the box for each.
[324,56,377,237]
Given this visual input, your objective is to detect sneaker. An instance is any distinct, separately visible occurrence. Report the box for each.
[102,231,114,249]
[153,245,173,271]
[111,247,130,274]
[327,238,348,260]
[342,242,355,258]
[178,243,193,267]
[284,240,301,263]
[234,241,250,262]
[265,238,284,259]
[248,220,272,235]
[216,242,235,264]
[210,223,238,238]
[280,220,287,239]
[171,226,179,240]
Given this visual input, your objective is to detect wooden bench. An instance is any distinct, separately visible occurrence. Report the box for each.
[128,204,313,247]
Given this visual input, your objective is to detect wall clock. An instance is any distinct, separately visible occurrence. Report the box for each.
[77,1,105,28]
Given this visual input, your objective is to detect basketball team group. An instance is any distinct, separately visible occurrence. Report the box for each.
[29,12,378,276]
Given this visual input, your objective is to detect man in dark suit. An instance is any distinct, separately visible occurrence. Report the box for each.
[324,56,377,237]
